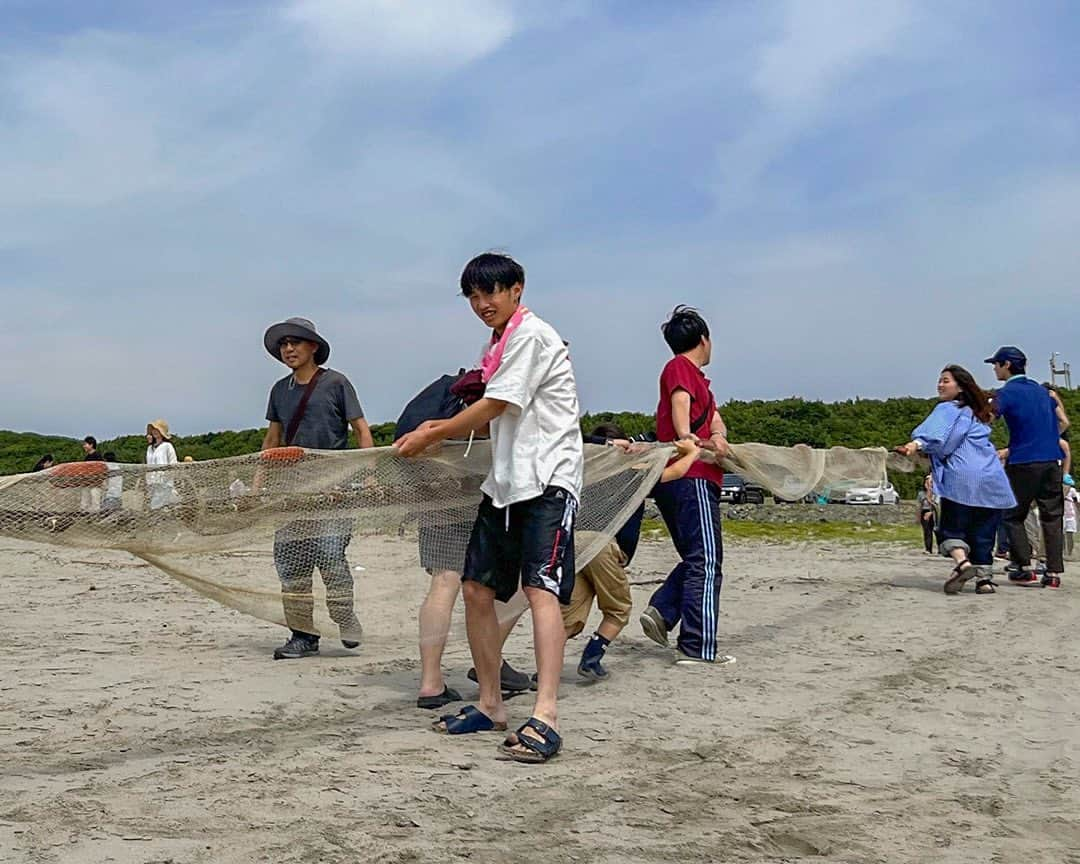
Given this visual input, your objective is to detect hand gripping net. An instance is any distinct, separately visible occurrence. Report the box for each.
[0,443,902,645]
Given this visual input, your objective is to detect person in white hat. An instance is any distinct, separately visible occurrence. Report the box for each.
[145,419,178,510]
[261,317,373,660]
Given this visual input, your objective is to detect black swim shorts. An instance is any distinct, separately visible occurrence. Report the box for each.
[462,486,577,604]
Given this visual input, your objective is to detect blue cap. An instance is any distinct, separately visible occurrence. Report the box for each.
[984,346,1026,366]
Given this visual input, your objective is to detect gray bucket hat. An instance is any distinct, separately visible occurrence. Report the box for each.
[264,317,330,365]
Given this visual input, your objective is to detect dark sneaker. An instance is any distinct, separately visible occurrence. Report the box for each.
[639,606,669,647]
[577,653,608,680]
[273,633,320,660]
[1009,571,1040,587]
[467,660,535,692]
[1042,575,1062,589]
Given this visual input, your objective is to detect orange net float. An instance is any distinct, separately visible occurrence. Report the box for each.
[47,461,108,488]
[259,446,306,465]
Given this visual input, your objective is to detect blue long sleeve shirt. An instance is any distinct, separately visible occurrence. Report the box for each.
[912,401,1016,509]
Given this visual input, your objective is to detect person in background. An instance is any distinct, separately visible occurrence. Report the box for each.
[101,451,123,513]
[1065,478,1078,559]
[82,436,103,461]
[897,365,1016,596]
[916,474,937,554]
[31,454,54,472]
[987,346,1065,589]
[1043,383,1072,483]
[145,419,179,510]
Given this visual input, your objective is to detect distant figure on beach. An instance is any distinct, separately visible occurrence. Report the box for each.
[916,474,937,554]
[1043,382,1072,483]
[639,306,733,666]
[261,317,372,661]
[31,454,54,472]
[897,365,1015,595]
[1065,478,1078,559]
[102,451,123,513]
[82,436,103,461]
[145,420,178,510]
[986,346,1065,589]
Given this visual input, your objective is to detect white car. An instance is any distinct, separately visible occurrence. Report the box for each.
[844,482,900,505]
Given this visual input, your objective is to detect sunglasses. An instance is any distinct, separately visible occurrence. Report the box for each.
[278,337,308,348]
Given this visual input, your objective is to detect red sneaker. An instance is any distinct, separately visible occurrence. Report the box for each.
[1009,571,1040,587]
[1042,575,1062,589]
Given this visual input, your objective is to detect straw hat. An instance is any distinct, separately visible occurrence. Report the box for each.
[147,419,172,440]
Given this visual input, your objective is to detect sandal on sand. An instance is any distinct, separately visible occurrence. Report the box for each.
[432,705,507,735]
[417,686,462,710]
[974,578,997,595]
[498,717,562,764]
[944,559,974,595]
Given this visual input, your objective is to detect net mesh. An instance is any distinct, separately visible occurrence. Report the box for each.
[0,442,905,644]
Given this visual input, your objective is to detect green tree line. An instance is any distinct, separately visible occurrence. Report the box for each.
[4,390,1077,499]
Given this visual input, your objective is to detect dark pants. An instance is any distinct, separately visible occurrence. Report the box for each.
[937,498,1001,566]
[1004,461,1064,573]
[920,512,935,553]
[650,477,723,661]
[273,525,358,639]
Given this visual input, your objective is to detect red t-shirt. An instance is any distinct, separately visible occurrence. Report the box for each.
[656,355,724,486]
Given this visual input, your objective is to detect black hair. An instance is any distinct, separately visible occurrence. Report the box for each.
[32,454,54,472]
[662,305,710,355]
[1002,358,1025,375]
[460,252,525,297]
[83,436,97,448]
[942,365,994,424]
[590,423,627,441]
[103,451,117,462]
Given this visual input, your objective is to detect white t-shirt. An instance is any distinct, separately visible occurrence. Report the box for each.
[481,314,584,509]
[146,442,177,479]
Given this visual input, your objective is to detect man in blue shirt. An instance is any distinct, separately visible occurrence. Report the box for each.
[987,346,1065,588]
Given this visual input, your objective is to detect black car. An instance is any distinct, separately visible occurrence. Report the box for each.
[719,473,765,505]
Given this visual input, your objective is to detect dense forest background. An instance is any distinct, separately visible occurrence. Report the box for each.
[3,390,1077,499]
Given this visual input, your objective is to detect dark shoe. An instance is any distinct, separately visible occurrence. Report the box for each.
[467,660,534,692]
[1009,570,1040,587]
[340,617,363,649]
[577,652,608,680]
[639,606,669,647]
[417,686,462,710]
[273,633,319,660]
[1042,575,1062,589]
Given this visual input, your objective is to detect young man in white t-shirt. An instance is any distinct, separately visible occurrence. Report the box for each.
[395,252,583,764]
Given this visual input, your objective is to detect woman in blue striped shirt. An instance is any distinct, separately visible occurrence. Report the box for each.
[896,365,1016,595]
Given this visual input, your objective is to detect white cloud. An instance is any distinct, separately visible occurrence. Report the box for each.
[281,0,515,69]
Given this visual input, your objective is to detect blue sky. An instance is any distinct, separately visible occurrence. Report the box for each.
[1,0,1078,439]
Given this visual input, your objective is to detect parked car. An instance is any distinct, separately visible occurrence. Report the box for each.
[720,473,766,505]
[844,482,900,505]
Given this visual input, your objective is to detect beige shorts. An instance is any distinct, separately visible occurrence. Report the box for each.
[562,539,632,637]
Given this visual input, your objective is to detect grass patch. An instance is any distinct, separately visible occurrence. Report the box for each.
[641,517,921,544]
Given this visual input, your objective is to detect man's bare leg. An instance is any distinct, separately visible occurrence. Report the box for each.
[462,580,507,725]
[504,586,565,753]
[418,570,461,698]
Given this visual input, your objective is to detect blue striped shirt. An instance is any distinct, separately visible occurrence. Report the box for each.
[913,401,1016,509]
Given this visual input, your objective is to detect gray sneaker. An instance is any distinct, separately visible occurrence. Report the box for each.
[273,633,320,660]
[639,606,669,647]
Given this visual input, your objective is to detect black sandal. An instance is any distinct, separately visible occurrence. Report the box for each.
[417,686,461,710]
[974,578,997,594]
[944,558,974,595]
[497,717,563,764]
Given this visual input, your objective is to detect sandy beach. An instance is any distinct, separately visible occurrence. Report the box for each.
[2,532,1078,864]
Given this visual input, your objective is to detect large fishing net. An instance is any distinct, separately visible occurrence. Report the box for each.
[0,442,905,644]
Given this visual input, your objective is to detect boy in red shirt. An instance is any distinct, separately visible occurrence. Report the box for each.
[640,306,733,665]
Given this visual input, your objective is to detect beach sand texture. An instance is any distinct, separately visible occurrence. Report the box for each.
[2,535,1078,864]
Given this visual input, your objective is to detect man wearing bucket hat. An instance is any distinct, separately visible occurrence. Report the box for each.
[261,317,374,660]
[986,345,1066,589]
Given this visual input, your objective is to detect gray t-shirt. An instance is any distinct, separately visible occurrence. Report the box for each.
[266,368,364,450]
